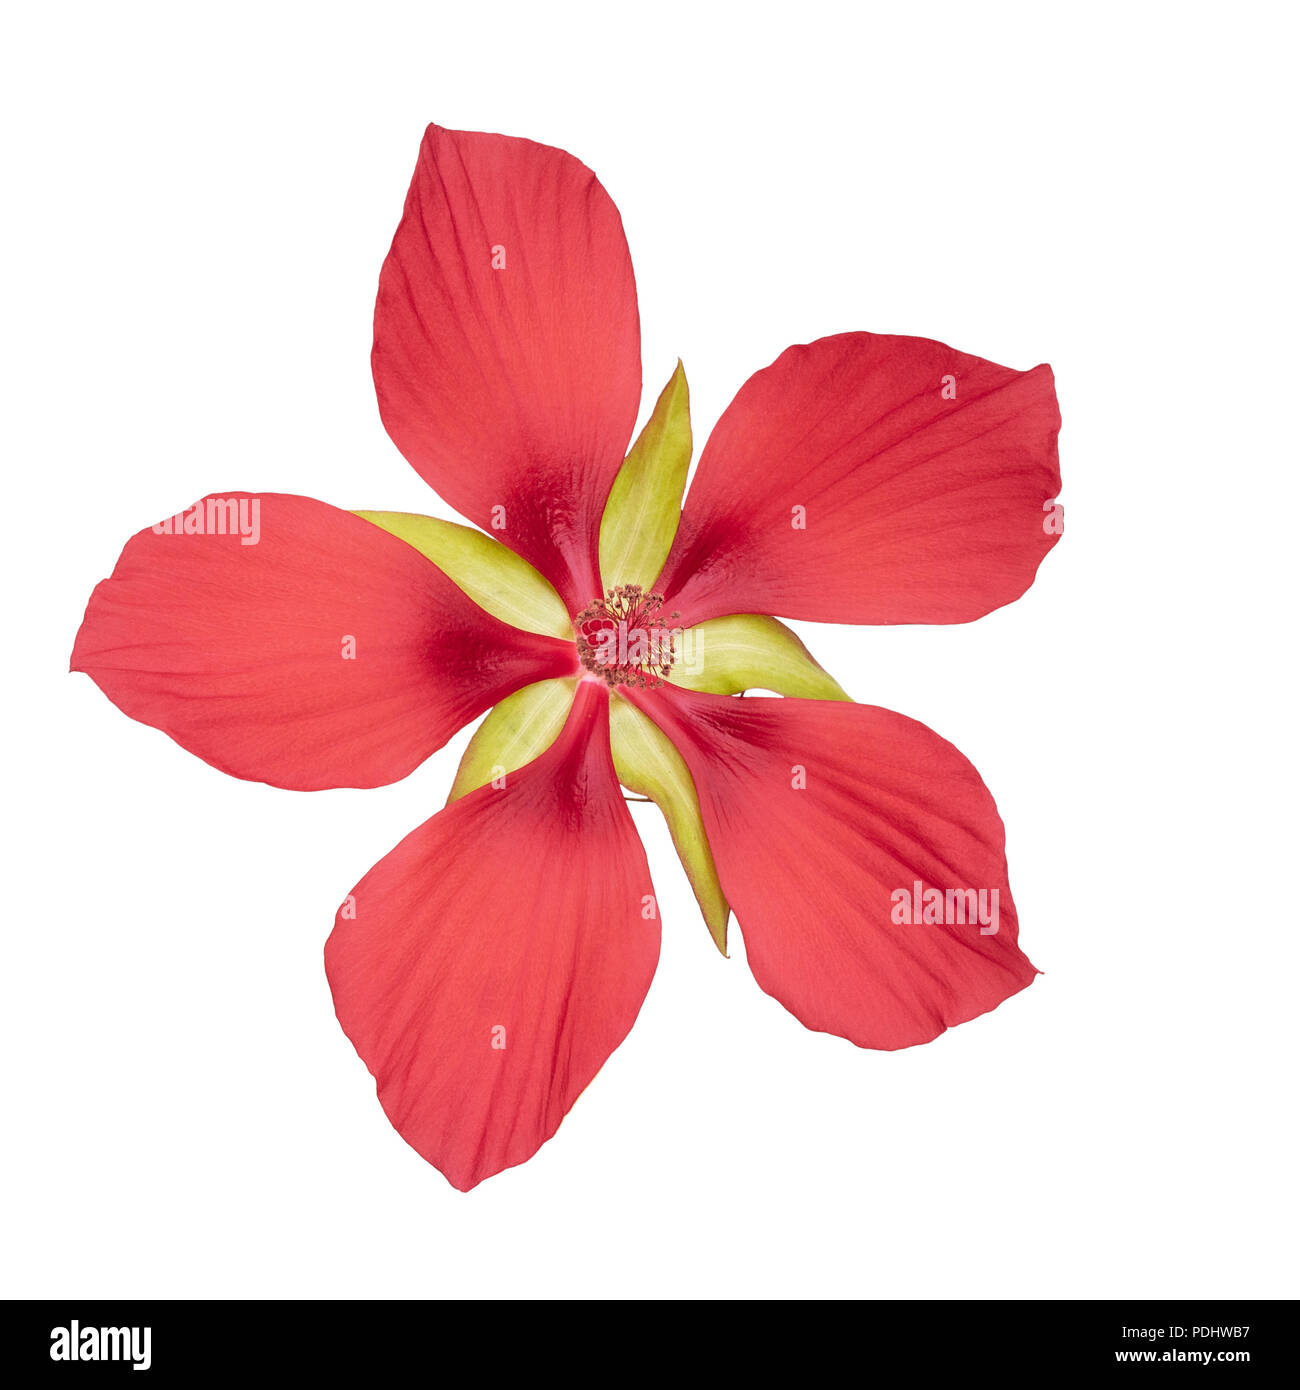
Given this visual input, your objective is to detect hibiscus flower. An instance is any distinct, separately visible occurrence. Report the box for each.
[71,124,1062,1191]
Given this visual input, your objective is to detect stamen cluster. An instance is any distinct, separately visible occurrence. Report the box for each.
[574,585,677,689]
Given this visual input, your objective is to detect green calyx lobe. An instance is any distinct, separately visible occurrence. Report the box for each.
[599,360,692,593]
[669,614,851,701]
[609,696,730,955]
[354,511,571,639]
[446,678,578,803]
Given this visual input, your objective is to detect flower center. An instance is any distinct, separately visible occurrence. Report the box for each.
[574,585,677,689]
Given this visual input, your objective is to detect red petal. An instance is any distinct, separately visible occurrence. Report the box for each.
[629,686,1037,1049]
[657,333,1061,625]
[373,125,641,611]
[70,493,577,790]
[326,682,659,1189]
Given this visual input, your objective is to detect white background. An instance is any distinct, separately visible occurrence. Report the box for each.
[3,2,1296,1299]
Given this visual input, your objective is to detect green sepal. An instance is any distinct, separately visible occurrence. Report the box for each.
[670,614,851,700]
[355,510,571,639]
[447,678,578,803]
[609,695,730,955]
[598,361,692,592]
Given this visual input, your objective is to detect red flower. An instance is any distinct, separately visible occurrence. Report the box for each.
[71,125,1062,1190]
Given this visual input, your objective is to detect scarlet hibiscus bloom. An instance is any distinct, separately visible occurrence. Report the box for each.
[71,125,1062,1191]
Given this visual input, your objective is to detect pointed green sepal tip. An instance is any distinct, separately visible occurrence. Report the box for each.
[354,510,572,639]
[609,696,730,954]
[670,614,851,701]
[599,360,692,593]
[448,678,578,803]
